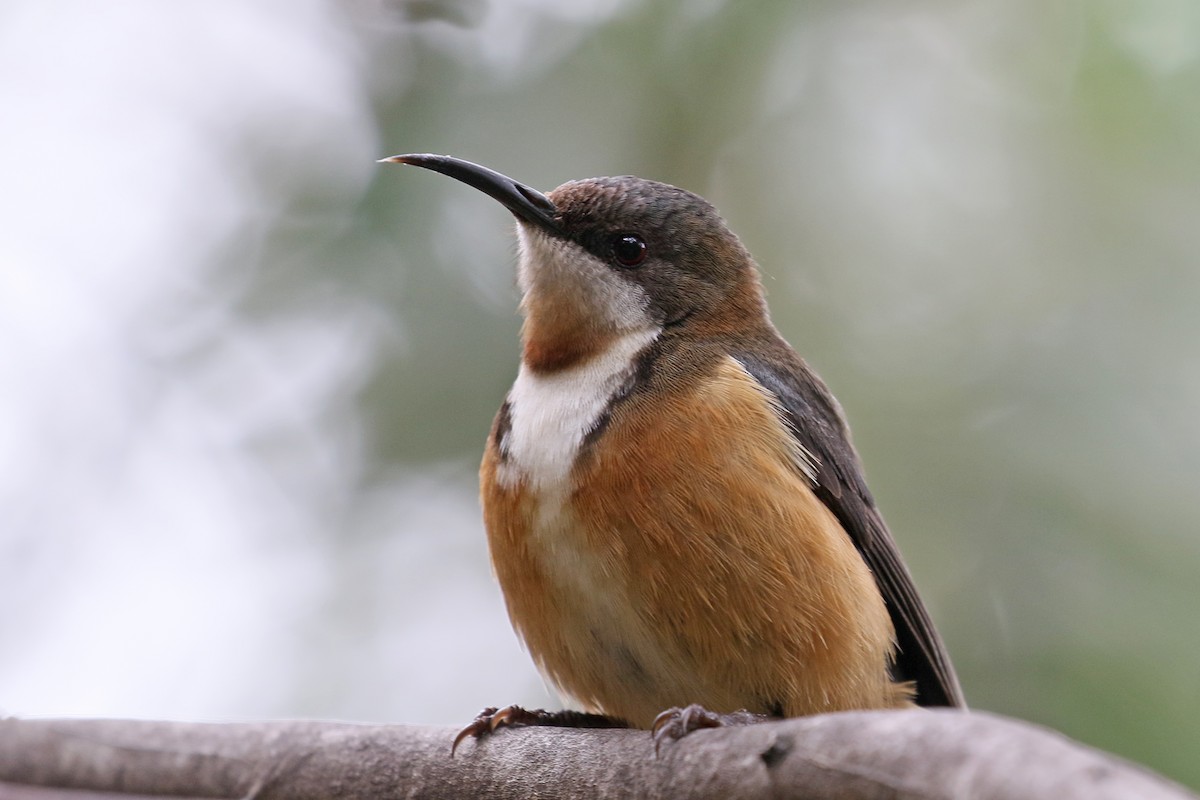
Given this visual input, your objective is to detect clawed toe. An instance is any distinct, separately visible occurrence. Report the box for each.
[651,704,767,755]
[451,705,526,755]
[451,705,627,755]
[651,704,723,754]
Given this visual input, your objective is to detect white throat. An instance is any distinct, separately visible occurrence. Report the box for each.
[499,328,660,492]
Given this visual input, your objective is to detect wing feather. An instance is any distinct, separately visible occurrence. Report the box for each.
[732,346,965,708]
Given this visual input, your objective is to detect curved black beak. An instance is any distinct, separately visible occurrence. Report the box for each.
[379,153,560,235]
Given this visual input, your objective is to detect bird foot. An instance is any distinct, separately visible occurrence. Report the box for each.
[651,704,767,755]
[451,705,626,755]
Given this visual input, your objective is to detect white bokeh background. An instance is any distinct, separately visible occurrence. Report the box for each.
[0,1,548,723]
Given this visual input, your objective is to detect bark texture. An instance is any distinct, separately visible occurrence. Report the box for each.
[0,709,1194,799]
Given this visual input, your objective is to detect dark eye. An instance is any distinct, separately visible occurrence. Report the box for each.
[610,234,647,268]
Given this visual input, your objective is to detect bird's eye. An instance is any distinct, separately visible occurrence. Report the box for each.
[610,234,647,268]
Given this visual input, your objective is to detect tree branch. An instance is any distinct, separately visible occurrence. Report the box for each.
[0,709,1193,799]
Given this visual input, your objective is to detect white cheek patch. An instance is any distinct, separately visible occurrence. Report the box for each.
[500,327,659,492]
[516,225,653,334]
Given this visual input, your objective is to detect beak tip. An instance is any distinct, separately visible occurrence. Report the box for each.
[379,153,443,166]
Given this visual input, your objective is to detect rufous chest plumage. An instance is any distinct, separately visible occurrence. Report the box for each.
[480,335,906,728]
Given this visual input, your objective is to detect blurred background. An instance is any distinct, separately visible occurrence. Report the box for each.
[2,0,1198,789]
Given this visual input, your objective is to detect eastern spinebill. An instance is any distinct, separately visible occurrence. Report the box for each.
[380,153,965,753]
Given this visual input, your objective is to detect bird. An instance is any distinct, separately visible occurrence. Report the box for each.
[380,153,966,753]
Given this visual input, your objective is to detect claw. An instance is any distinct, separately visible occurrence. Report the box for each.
[449,705,627,756]
[652,704,722,755]
[488,705,517,732]
[450,706,501,756]
[651,704,767,756]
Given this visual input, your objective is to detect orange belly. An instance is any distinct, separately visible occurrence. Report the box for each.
[481,356,909,728]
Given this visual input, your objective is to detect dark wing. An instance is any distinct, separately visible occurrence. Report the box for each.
[733,346,966,708]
